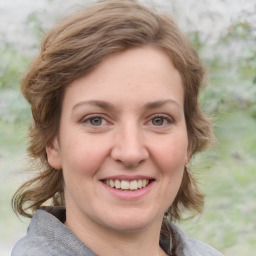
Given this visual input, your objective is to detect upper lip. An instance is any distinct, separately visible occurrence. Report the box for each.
[100,175,155,181]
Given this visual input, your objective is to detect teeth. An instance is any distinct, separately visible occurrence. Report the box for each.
[104,179,150,190]
[115,179,121,189]
[109,179,115,188]
[130,180,138,190]
[138,179,142,189]
[121,180,130,190]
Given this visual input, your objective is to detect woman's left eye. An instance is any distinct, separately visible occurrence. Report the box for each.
[149,115,172,126]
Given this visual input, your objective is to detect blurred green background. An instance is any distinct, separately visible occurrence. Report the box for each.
[0,0,255,255]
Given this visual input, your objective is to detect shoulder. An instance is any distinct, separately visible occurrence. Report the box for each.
[11,207,97,256]
[11,209,63,256]
[164,222,225,256]
[11,225,66,256]
[11,237,49,256]
[184,237,224,256]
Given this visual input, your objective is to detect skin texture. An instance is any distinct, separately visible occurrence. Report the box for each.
[46,46,189,256]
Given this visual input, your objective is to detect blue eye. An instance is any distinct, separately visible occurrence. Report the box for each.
[151,117,166,126]
[89,117,103,126]
[82,115,108,127]
[80,114,112,131]
[151,115,171,126]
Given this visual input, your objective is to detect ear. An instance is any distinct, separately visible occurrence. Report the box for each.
[46,137,62,170]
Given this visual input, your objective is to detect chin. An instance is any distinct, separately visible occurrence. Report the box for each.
[101,209,162,233]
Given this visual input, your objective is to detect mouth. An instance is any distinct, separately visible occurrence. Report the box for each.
[102,179,153,191]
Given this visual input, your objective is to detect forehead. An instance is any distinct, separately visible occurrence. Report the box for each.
[63,46,184,110]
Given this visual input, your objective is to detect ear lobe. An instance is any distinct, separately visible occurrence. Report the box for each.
[46,138,62,170]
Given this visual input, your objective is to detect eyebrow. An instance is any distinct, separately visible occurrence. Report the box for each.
[144,99,182,110]
[72,100,115,112]
[72,99,182,112]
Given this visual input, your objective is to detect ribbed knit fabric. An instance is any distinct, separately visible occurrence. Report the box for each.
[12,207,224,256]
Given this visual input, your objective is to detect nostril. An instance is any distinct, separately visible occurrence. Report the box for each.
[123,161,140,168]
[110,133,149,166]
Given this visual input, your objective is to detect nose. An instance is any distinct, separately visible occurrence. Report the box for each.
[111,124,149,168]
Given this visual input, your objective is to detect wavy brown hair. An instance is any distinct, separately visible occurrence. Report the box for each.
[12,0,214,222]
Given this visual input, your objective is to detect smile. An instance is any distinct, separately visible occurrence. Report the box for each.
[103,179,151,190]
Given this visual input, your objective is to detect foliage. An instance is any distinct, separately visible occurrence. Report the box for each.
[0,45,31,90]
[0,1,255,255]
[0,88,31,123]
[0,44,31,123]
[181,111,256,255]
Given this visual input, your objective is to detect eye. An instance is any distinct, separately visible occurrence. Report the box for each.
[151,117,166,126]
[89,117,103,126]
[148,114,173,127]
[81,115,109,127]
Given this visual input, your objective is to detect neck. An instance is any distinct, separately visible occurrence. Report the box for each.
[65,211,167,256]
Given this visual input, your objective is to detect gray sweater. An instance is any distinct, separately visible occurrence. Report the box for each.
[12,207,224,256]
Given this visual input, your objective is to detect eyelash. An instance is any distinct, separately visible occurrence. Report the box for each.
[80,113,174,128]
[148,114,174,126]
[81,114,109,126]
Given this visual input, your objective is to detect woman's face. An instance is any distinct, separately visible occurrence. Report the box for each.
[47,46,189,234]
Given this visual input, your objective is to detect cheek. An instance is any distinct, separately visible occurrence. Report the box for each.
[152,138,187,210]
[59,134,110,177]
[61,143,101,198]
[154,135,188,172]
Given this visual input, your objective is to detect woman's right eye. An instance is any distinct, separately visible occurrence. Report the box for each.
[81,115,109,127]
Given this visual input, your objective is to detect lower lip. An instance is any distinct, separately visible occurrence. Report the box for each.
[101,181,155,200]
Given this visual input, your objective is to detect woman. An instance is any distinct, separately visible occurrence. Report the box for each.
[12,1,223,255]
